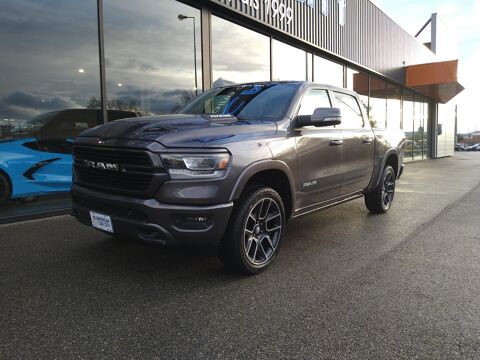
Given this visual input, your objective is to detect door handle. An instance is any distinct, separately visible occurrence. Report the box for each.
[330,139,344,146]
[361,136,373,144]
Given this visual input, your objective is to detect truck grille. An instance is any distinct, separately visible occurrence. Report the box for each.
[76,167,152,192]
[73,146,166,196]
[73,147,152,167]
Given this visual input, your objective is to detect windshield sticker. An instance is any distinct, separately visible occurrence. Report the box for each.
[202,114,237,121]
[240,85,263,95]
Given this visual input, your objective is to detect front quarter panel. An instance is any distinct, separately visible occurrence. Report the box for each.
[155,138,274,205]
[227,131,297,216]
[367,129,406,192]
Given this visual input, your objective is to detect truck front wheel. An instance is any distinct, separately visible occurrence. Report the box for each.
[219,186,286,275]
[364,165,396,214]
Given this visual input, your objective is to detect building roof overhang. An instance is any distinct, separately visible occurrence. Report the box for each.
[405,60,464,104]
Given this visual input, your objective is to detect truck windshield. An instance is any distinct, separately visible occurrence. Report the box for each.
[178,83,298,121]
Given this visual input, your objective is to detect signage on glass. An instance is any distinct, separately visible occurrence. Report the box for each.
[296,0,316,8]
[232,0,318,25]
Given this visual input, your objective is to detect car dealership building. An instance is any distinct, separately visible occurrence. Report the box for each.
[0,0,463,223]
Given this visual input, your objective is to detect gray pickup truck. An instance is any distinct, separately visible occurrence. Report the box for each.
[72,82,405,274]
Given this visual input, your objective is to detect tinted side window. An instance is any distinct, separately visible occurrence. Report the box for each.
[333,92,365,129]
[298,89,331,116]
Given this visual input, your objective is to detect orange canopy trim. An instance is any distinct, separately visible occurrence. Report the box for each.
[405,60,464,104]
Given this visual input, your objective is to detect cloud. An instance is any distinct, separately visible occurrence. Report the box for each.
[0,91,82,120]
[107,86,196,115]
[211,16,270,83]
[0,0,201,119]
[3,91,79,110]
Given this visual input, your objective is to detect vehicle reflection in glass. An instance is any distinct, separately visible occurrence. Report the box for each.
[0,109,136,205]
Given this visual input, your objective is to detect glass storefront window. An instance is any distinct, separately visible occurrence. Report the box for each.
[369,77,387,129]
[387,83,402,130]
[0,0,101,221]
[272,40,307,81]
[315,56,344,87]
[408,95,430,160]
[403,90,415,160]
[423,100,430,159]
[212,16,270,86]
[413,97,424,159]
[104,0,202,116]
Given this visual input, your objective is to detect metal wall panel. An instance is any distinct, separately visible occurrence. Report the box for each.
[202,0,436,84]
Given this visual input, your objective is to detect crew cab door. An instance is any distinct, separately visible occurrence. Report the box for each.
[295,89,343,210]
[332,91,374,195]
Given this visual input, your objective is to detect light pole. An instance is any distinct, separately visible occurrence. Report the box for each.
[178,14,198,96]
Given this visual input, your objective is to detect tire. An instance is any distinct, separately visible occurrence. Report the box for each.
[219,186,286,275]
[0,172,12,205]
[364,165,396,214]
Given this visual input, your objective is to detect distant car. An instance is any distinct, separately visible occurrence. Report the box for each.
[465,144,480,151]
[455,144,465,151]
[0,109,136,204]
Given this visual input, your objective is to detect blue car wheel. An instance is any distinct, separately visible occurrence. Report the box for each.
[0,171,12,205]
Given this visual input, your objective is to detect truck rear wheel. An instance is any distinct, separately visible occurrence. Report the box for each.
[0,172,12,205]
[364,165,396,214]
[219,186,286,275]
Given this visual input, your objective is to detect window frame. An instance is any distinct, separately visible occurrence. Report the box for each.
[293,87,333,118]
[331,90,368,129]
[296,88,333,117]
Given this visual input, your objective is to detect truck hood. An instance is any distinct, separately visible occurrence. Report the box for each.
[78,114,278,148]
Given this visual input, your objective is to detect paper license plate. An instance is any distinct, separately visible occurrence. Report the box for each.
[89,211,114,233]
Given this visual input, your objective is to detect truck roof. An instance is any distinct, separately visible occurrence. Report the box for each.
[213,81,357,96]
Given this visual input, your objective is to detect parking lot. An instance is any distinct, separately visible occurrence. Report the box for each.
[1,153,480,359]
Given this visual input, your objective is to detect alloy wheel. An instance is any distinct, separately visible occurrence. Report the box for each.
[382,170,395,210]
[243,197,283,266]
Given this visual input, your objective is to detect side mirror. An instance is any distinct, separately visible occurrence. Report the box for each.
[296,107,342,128]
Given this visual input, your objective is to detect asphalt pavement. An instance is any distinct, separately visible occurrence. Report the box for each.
[1,153,480,359]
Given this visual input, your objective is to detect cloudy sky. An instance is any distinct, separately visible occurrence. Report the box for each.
[372,0,480,133]
[0,0,202,123]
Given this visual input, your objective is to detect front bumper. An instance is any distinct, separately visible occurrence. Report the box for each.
[71,185,233,246]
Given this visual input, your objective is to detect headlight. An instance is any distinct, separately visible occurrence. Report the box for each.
[161,153,230,179]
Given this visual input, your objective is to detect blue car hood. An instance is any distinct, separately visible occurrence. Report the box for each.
[77,114,278,148]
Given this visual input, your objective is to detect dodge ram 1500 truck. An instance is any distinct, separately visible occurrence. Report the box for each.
[72,82,405,274]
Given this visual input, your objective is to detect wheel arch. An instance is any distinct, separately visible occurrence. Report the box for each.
[385,153,399,177]
[367,149,400,193]
[229,160,296,219]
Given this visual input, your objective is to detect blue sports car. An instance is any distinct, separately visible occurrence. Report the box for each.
[0,137,73,203]
[0,109,136,204]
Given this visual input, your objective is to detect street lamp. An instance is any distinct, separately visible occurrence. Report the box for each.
[178,14,198,96]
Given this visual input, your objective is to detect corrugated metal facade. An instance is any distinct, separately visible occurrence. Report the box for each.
[205,0,436,84]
